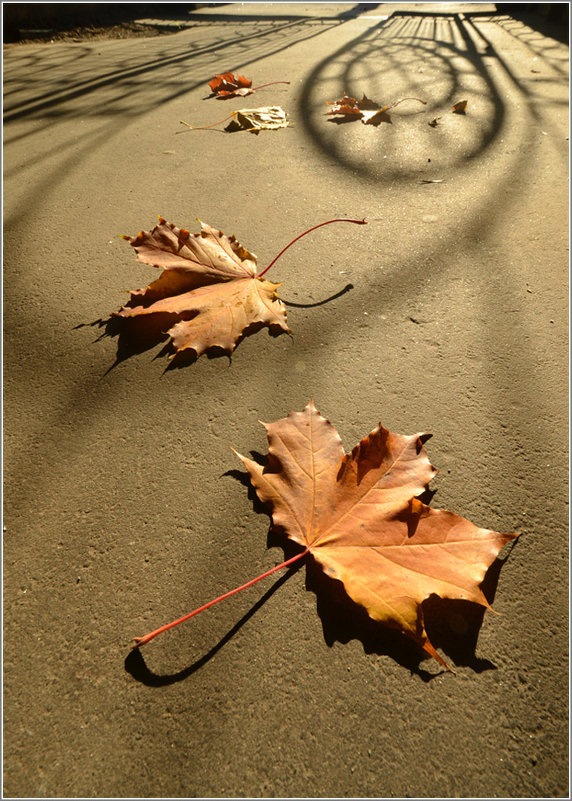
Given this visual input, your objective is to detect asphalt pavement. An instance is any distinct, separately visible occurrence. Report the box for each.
[3,3,569,798]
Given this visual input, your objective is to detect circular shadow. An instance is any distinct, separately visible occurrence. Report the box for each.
[299,12,504,183]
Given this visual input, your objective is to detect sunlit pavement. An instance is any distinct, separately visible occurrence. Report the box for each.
[3,4,569,798]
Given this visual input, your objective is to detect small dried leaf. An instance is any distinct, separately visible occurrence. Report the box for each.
[225,106,291,133]
[428,117,441,128]
[452,100,468,114]
[208,71,253,98]
[326,94,390,124]
[326,94,364,117]
[326,94,422,125]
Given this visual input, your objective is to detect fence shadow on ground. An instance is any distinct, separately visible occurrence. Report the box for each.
[299,11,502,185]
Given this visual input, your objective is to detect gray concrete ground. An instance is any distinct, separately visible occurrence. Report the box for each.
[3,3,569,798]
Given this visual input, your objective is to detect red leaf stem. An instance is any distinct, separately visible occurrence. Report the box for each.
[251,81,291,91]
[132,548,309,648]
[257,217,367,278]
[177,113,235,132]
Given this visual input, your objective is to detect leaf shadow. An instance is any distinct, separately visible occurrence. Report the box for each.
[281,282,353,308]
[307,545,518,678]
[422,543,518,672]
[125,566,301,687]
[303,558,441,681]
[77,315,289,373]
[79,279,352,372]
[223,454,271,518]
[326,116,362,125]
[76,314,178,373]
[327,115,392,127]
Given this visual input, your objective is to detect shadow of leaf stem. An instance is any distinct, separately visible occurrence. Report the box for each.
[125,564,301,687]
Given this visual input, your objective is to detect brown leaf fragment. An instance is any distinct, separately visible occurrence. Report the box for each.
[326,94,365,117]
[327,94,425,125]
[452,99,468,114]
[326,94,391,125]
[237,401,519,669]
[225,106,291,133]
[208,71,253,98]
[114,218,289,358]
[428,116,442,127]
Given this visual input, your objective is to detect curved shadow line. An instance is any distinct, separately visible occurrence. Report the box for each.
[4,16,343,124]
[281,282,354,308]
[4,17,313,121]
[124,566,299,687]
[297,11,505,184]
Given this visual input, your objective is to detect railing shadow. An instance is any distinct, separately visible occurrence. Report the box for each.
[290,7,567,470]
[2,8,358,230]
[298,9,567,186]
[299,10,507,185]
[495,5,569,45]
[2,10,346,207]
[3,9,357,126]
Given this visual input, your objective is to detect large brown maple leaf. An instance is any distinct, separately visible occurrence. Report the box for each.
[236,401,518,669]
[115,217,289,358]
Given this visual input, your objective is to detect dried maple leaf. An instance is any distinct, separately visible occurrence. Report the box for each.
[115,217,289,358]
[235,402,519,669]
[179,106,291,134]
[326,93,392,125]
[207,72,289,99]
[326,94,426,125]
[326,93,368,116]
[132,402,518,673]
[114,218,365,359]
[225,106,291,133]
[208,71,253,97]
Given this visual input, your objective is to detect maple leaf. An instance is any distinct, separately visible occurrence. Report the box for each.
[326,94,426,125]
[208,71,253,97]
[235,402,519,670]
[207,71,290,99]
[131,402,518,672]
[225,106,291,133]
[115,217,289,358]
[179,106,291,134]
[327,94,392,125]
[114,218,365,360]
